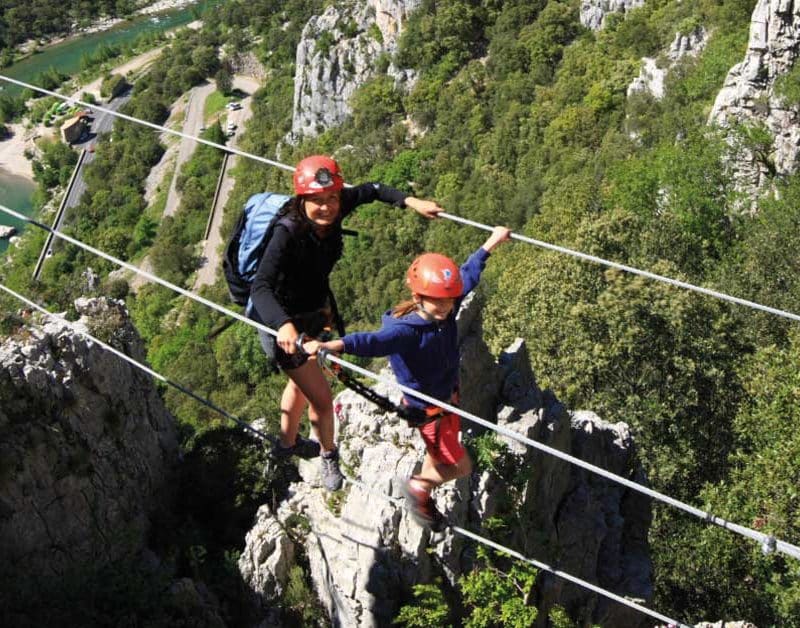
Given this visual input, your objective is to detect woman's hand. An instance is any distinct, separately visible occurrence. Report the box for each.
[405,197,442,219]
[277,321,299,354]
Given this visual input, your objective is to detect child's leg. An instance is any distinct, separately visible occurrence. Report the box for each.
[411,412,472,491]
[285,359,335,452]
[414,450,472,491]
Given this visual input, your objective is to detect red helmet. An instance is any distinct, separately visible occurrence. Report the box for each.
[406,253,463,298]
[293,155,344,195]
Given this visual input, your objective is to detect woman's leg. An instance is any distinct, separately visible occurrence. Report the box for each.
[285,358,335,452]
[279,378,308,448]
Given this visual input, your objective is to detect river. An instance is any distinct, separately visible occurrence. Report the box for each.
[1,0,221,97]
[0,170,35,255]
[0,0,221,251]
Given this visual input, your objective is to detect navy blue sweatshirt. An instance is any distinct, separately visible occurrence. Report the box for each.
[341,247,490,409]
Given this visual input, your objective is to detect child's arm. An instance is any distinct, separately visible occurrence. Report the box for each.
[303,338,344,356]
[459,226,513,296]
[481,226,512,253]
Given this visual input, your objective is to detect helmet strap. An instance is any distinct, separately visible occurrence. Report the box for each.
[415,301,435,322]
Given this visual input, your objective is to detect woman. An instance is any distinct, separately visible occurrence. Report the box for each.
[250,155,441,491]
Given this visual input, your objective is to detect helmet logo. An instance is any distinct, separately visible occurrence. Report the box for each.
[312,167,333,189]
[441,268,452,283]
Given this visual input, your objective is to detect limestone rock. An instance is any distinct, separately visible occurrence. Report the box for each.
[580,0,644,31]
[0,225,17,239]
[628,28,708,101]
[709,0,800,202]
[241,297,653,626]
[289,0,420,140]
[0,297,178,580]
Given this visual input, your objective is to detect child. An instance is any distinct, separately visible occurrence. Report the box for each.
[303,226,512,529]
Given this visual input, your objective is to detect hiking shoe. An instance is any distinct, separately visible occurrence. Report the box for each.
[402,480,447,532]
[320,449,344,491]
[291,436,321,459]
[269,437,320,460]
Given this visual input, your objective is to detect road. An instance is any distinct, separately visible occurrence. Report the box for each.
[62,92,132,218]
[34,91,131,278]
[163,80,216,218]
[193,76,260,289]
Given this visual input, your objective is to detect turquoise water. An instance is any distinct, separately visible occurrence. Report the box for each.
[0,0,221,249]
[0,171,35,255]
[1,0,222,97]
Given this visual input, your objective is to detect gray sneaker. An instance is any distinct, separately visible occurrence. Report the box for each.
[320,449,344,491]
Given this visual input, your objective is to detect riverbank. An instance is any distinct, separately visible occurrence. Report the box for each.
[13,0,201,60]
[0,124,34,179]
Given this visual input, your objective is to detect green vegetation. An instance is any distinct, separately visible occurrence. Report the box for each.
[0,2,137,51]
[6,0,800,625]
[203,89,228,120]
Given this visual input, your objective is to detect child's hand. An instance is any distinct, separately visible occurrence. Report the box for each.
[303,340,322,356]
[482,226,512,253]
[303,338,345,357]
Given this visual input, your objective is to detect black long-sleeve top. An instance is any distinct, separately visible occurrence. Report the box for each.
[250,183,408,329]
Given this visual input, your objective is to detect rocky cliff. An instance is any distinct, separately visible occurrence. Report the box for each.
[580,0,645,31]
[289,0,420,140]
[627,27,708,101]
[0,298,178,582]
[709,0,800,202]
[239,294,653,627]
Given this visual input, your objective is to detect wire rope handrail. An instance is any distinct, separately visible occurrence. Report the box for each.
[1,73,799,323]
[1,201,797,562]
[0,279,688,627]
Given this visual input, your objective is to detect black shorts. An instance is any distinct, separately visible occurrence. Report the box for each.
[258,329,309,371]
[256,308,333,372]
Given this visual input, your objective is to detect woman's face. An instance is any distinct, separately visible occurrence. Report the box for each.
[303,190,341,228]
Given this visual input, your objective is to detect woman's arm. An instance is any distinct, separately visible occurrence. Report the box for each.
[249,224,300,353]
[341,184,442,220]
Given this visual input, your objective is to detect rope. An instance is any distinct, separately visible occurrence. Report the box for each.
[0,282,276,445]
[0,280,687,627]
[0,75,294,174]
[342,476,688,627]
[438,213,800,323]
[2,201,796,563]
[2,73,799,324]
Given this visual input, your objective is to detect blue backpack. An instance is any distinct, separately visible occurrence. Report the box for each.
[223,192,292,305]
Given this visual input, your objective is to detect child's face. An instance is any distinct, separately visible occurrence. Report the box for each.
[303,190,341,227]
[417,295,456,320]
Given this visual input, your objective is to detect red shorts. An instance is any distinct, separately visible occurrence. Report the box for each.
[418,412,465,466]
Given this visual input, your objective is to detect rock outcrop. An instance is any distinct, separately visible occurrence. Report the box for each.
[289,0,420,140]
[628,27,708,101]
[709,0,800,201]
[0,225,17,239]
[580,0,645,31]
[240,294,653,626]
[0,298,178,580]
